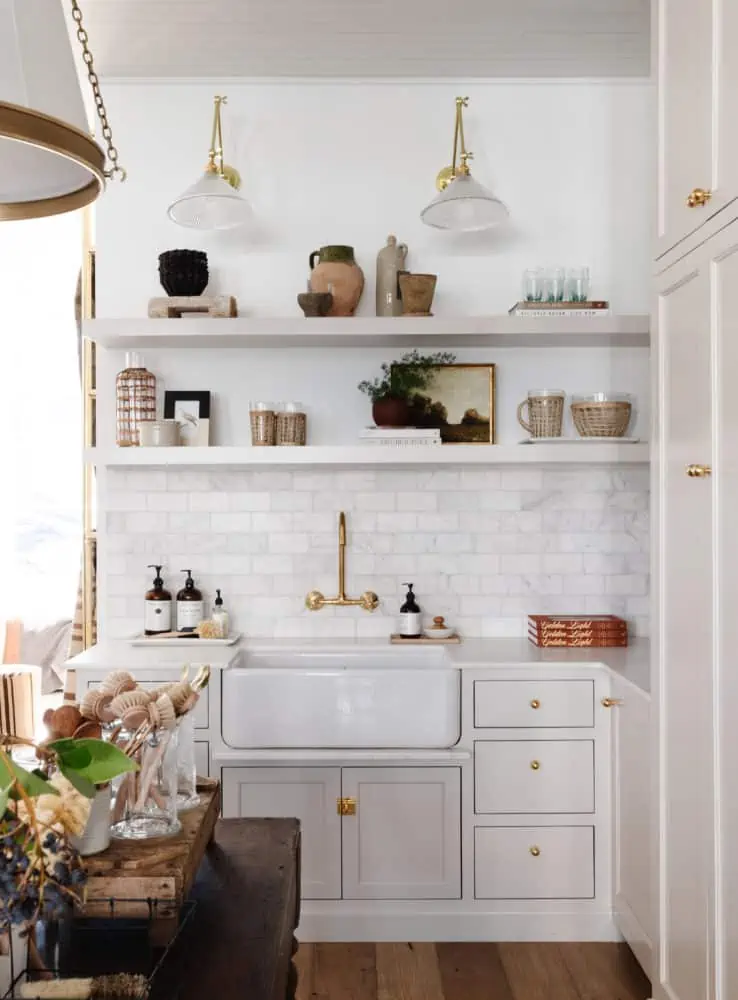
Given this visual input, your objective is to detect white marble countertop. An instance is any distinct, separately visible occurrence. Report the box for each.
[66,636,650,694]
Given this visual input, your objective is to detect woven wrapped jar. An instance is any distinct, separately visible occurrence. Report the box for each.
[571,393,633,437]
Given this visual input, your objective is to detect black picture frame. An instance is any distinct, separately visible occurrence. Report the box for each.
[163,391,211,419]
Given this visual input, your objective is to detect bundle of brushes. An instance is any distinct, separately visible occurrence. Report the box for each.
[19,972,149,999]
[75,666,210,824]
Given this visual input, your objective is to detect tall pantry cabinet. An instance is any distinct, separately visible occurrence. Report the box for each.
[654,2,738,999]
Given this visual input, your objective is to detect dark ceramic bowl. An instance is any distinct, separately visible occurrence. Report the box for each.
[158,249,209,296]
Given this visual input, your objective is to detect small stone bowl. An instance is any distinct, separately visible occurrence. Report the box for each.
[298,291,333,317]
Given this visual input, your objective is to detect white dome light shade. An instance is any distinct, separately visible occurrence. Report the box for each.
[167,170,251,230]
[421,173,509,232]
[0,0,105,220]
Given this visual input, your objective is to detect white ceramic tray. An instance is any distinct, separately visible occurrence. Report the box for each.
[130,632,241,647]
[519,437,641,444]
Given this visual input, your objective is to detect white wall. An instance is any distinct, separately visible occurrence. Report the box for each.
[95,78,653,639]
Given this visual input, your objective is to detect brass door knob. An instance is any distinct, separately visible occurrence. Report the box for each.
[530,699,541,709]
[529,846,541,857]
[601,697,624,708]
[687,187,712,208]
[686,464,712,478]
[530,760,541,771]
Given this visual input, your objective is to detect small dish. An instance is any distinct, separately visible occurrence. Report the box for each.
[423,616,455,640]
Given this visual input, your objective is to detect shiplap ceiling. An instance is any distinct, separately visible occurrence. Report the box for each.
[81,0,651,78]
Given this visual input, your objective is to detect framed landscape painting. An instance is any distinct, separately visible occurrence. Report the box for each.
[405,363,496,444]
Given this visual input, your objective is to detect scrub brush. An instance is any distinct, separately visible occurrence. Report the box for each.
[19,973,149,999]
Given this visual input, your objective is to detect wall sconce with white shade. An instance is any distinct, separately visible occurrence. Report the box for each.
[168,96,250,231]
[0,0,125,221]
[421,97,508,233]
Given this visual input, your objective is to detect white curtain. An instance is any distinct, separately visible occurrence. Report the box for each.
[1,213,82,633]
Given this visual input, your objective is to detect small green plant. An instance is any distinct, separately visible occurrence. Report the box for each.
[357,350,456,403]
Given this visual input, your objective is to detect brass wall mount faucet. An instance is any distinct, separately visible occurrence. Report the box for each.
[305,512,379,612]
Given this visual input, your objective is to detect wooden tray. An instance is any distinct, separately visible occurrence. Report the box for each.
[390,634,461,645]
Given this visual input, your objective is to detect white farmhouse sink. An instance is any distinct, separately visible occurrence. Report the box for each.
[221,647,460,749]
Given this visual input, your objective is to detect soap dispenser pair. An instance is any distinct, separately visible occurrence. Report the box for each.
[144,566,228,635]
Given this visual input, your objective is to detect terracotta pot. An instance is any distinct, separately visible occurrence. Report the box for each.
[399,272,437,316]
[372,396,410,428]
[309,245,364,317]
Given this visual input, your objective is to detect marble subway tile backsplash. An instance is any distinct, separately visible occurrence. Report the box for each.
[101,466,650,640]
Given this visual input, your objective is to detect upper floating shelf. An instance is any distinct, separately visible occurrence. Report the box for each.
[85,315,650,350]
[86,443,649,468]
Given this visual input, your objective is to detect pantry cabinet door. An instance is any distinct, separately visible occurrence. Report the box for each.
[222,767,341,899]
[654,244,715,1000]
[341,767,461,900]
[656,0,738,257]
[611,678,652,977]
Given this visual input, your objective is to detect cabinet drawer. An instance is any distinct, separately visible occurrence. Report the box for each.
[475,826,594,899]
[474,680,594,729]
[475,740,594,814]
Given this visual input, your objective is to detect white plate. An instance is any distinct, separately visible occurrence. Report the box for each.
[130,632,241,647]
[519,437,641,444]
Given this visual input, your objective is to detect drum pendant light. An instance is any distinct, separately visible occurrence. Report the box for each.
[0,0,125,221]
[421,96,508,232]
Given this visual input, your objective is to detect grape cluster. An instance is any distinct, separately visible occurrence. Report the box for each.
[0,827,87,927]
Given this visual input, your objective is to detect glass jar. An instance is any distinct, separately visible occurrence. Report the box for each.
[116,352,156,447]
[566,266,590,302]
[276,401,307,446]
[544,267,566,303]
[176,711,200,812]
[110,727,181,840]
[249,401,276,446]
[522,268,544,302]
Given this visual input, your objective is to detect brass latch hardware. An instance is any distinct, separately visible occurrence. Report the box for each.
[337,797,357,816]
[686,464,712,478]
[529,698,541,710]
[530,760,541,771]
[601,697,624,708]
[686,188,712,208]
[529,846,541,857]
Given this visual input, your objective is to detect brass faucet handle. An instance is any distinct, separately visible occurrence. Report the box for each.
[361,591,380,612]
[305,590,324,611]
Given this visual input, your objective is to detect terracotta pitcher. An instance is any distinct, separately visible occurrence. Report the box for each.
[309,245,364,317]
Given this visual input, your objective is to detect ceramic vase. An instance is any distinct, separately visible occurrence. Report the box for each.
[71,784,112,856]
[376,234,409,317]
[309,245,364,317]
[372,397,410,427]
[399,273,437,316]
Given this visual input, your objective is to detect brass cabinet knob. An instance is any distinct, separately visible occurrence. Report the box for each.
[686,464,712,478]
[686,187,712,208]
[529,846,541,857]
[530,760,541,771]
[530,698,541,709]
[337,797,357,816]
[601,697,624,708]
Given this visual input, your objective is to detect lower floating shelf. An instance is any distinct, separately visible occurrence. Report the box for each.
[86,443,649,467]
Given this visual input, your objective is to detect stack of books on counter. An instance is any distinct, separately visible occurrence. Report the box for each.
[528,614,628,647]
[360,427,442,447]
[509,300,611,318]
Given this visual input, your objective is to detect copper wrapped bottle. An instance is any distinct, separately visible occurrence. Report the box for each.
[116,352,156,446]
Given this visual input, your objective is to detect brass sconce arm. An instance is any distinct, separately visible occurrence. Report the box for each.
[436,96,473,191]
[305,512,379,612]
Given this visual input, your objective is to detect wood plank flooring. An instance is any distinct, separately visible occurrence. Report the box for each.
[295,943,651,1000]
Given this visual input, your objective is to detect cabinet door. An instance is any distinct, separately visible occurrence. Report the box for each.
[221,767,341,900]
[656,0,738,256]
[341,767,460,900]
[654,245,716,1000]
[611,679,652,976]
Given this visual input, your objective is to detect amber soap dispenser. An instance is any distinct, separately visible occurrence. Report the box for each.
[144,564,172,635]
[176,569,204,632]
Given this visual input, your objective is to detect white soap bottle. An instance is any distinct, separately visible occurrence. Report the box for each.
[398,582,422,638]
[212,589,230,639]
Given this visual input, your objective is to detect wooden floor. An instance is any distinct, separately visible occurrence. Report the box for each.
[295,942,651,1000]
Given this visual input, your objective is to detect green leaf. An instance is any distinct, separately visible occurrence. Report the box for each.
[0,783,13,816]
[64,738,138,786]
[0,758,58,799]
[47,738,76,753]
[57,746,93,771]
[60,766,97,800]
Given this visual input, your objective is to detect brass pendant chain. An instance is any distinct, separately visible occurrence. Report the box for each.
[70,0,126,182]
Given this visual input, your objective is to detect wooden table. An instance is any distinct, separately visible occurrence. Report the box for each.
[83,778,220,920]
[151,818,302,1000]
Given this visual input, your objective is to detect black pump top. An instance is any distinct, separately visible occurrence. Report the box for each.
[148,564,164,588]
[215,589,223,607]
[181,569,195,590]
[400,582,420,614]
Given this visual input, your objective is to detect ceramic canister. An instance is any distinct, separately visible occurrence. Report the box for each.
[139,419,180,447]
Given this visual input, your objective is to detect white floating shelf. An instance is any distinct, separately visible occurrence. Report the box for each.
[86,443,649,468]
[85,314,650,350]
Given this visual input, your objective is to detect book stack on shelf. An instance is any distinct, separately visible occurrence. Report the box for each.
[528,614,629,647]
[509,300,611,318]
[359,427,442,448]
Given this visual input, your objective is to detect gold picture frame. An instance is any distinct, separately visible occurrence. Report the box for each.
[403,363,496,444]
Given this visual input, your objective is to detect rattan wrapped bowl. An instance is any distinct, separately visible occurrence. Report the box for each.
[571,394,632,437]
